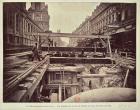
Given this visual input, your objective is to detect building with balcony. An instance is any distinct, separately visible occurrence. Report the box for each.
[71,3,136,56]
[89,3,136,35]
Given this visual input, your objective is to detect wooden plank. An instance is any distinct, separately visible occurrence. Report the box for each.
[77,74,112,78]
[21,64,49,101]
[18,82,33,90]
[25,77,37,83]
[31,73,40,78]
[47,66,84,72]
[47,83,79,86]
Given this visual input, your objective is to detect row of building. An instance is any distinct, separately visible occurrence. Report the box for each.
[3,3,44,49]
[4,2,63,53]
[69,3,136,53]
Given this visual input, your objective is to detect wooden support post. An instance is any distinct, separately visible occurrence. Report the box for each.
[108,36,112,58]
[58,84,62,102]
[64,85,66,100]
[39,85,43,93]
[123,69,130,87]
[62,66,65,99]
[48,73,50,84]
[99,77,104,87]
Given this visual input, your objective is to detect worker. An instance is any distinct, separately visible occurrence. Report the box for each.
[89,80,92,89]
[78,49,85,57]
[32,43,40,61]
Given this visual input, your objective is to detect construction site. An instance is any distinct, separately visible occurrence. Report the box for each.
[3,2,136,102]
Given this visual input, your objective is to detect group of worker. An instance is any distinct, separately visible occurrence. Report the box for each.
[31,43,106,61]
[52,51,85,57]
[31,43,86,61]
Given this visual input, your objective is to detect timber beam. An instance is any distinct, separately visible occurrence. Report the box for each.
[25,32,110,39]
[50,57,115,64]
[42,47,106,52]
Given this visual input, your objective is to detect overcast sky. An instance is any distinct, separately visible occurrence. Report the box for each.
[26,2,99,44]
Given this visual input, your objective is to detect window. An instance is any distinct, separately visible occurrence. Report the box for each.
[17,36,20,44]
[23,20,26,32]
[9,35,15,44]
[20,37,23,45]
[109,16,111,24]
[16,14,20,32]
[110,15,112,23]
[117,12,121,22]
[8,11,13,28]
[35,3,41,10]
[127,9,132,18]
[125,10,128,20]
[35,13,41,21]
[28,23,30,32]
[56,74,61,80]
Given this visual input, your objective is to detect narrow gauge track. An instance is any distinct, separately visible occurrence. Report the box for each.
[4,56,50,102]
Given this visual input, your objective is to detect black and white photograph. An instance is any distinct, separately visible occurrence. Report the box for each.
[2,0,138,106]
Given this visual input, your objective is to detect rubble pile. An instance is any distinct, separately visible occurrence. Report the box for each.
[102,74,125,87]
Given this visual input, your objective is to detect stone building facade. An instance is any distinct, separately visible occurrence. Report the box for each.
[28,3,63,47]
[89,3,136,35]
[3,2,84,49]
[28,2,50,32]
[72,3,136,35]
[70,3,136,54]
[3,2,43,52]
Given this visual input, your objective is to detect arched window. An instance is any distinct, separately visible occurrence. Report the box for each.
[35,3,41,10]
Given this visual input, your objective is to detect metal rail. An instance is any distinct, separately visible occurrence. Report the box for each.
[4,56,50,99]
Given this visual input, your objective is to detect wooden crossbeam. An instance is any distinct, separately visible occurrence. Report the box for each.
[25,32,110,38]
[77,74,112,78]
[50,57,115,64]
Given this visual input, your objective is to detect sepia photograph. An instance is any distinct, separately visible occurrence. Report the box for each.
[3,2,136,103]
